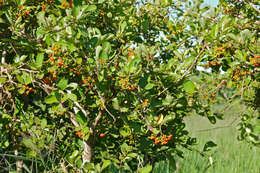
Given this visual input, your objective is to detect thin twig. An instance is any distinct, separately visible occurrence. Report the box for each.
[248,2,260,13]
[181,46,205,79]
[157,45,205,96]
[95,88,116,122]
[197,107,247,133]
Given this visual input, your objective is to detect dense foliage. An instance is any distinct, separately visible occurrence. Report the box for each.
[0,0,259,172]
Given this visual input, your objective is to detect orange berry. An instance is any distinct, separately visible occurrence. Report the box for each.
[82,79,87,84]
[222,81,227,85]
[47,0,53,5]
[167,134,173,141]
[29,88,35,93]
[24,10,30,15]
[128,52,134,57]
[150,136,156,140]
[100,133,106,137]
[49,57,55,61]
[76,132,82,138]
[154,138,160,144]
[62,1,69,7]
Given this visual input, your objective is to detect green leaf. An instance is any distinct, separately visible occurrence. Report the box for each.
[203,141,217,152]
[0,76,7,83]
[119,126,131,138]
[183,80,196,94]
[66,83,78,90]
[70,150,79,159]
[207,116,216,124]
[23,138,36,150]
[41,119,47,128]
[234,50,247,62]
[138,164,152,173]
[139,74,148,88]
[57,78,68,90]
[112,98,120,110]
[101,160,111,171]
[0,17,5,24]
[121,143,132,155]
[211,23,218,39]
[86,5,97,12]
[45,95,58,104]
[145,83,154,90]
[14,55,27,63]
[19,72,32,85]
[68,93,77,101]
[119,21,127,33]
[128,57,141,73]
[75,112,87,125]
[162,95,173,106]
[37,11,46,26]
[96,45,103,58]
[36,53,44,68]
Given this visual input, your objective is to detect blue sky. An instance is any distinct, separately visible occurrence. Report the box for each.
[204,0,219,7]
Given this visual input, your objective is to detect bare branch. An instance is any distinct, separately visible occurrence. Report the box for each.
[181,46,205,79]
[91,111,102,132]
[157,46,205,96]
[1,46,6,75]
[95,88,116,122]
[68,111,80,127]
[66,90,90,121]
[248,2,260,13]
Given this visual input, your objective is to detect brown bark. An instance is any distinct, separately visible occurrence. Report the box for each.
[69,111,102,166]
[15,149,23,173]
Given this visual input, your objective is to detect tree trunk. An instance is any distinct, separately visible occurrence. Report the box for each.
[15,149,23,173]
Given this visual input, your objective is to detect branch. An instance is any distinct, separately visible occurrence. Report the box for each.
[91,111,102,132]
[197,109,246,133]
[48,22,76,34]
[157,46,205,96]
[66,90,90,121]
[1,45,6,75]
[68,111,93,165]
[68,111,80,127]
[95,88,116,122]
[181,46,205,79]
[247,2,260,13]
[221,85,250,114]
[74,102,89,121]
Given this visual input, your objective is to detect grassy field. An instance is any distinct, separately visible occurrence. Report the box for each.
[175,113,260,173]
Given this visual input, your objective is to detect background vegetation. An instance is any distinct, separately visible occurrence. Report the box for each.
[0,0,259,172]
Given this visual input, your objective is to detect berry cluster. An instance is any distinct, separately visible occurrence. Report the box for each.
[150,134,173,145]
[142,99,149,108]
[249,56,259,67]
[75,130,88,139]
[23,86,35,96]
[41,0,53,11]
[61,1,73,9]
[119,78,136,91]
[15,5,30,18]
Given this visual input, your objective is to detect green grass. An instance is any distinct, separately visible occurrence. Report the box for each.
[176,115,260,173]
